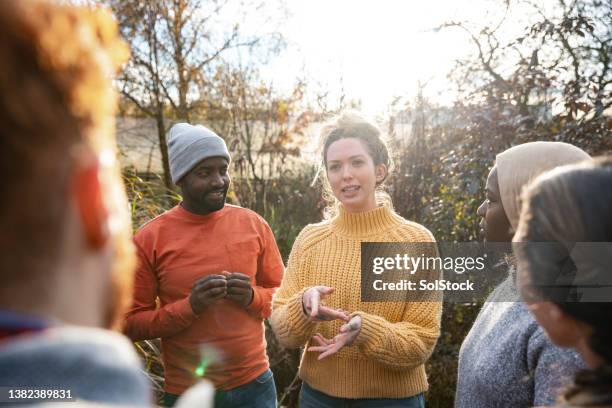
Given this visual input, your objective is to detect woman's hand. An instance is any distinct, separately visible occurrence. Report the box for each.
[302,286,349,322]
[307,315,362,360]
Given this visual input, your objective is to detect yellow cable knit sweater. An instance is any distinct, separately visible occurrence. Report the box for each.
[270,205,442,399]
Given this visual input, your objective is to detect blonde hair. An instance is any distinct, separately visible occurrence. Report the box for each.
[314,111,394,218]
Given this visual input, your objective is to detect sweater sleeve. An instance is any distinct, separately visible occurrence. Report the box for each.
[246,218,285,319]
[350,300,442,370]
[123,239,198,342]
[529,327,586,406]
[269,229,319,348]
[351,235,442,370]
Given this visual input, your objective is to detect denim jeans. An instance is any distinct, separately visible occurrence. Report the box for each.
[299,382,425,408]
[161,369,277,408]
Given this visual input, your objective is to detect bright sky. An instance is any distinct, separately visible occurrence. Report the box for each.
[253,0,543,116]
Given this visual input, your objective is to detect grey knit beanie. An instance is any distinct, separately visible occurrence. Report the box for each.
[167,123,231,184]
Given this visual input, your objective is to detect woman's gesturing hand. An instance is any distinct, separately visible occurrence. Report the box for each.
[308,315,362,360]
[302,286,349,322]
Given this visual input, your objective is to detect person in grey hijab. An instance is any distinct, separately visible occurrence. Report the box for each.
[455,142,590,408]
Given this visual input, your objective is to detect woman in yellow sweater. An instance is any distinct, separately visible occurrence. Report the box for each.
[270,112,442,407]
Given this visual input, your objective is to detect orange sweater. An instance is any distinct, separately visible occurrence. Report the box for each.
[124,204,284,394]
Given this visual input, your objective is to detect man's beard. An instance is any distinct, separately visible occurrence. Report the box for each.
[199,188,228,213]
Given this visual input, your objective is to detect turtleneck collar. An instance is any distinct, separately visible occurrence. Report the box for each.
[331,204,402,237]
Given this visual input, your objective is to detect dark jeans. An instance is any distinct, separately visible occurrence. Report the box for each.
[299,382,425,408]
[161,369,277,408]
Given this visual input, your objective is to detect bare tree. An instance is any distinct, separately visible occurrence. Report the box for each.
[109,0,281,189]
[203,63,311,213]
[440,0,611,124]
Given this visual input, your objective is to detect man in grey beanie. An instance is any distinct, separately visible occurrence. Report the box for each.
[125,123,284,408]
[167,123,232,214]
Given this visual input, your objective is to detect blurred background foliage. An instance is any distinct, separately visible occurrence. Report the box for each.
[113,0,611,406]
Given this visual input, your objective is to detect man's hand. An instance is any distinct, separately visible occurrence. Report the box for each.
[224,272,254,308]
[307,315,362,360]
[302,286,349,322]
[189,274,227,314]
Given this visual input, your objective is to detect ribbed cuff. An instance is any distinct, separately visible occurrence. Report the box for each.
[351,311,384,349]
[287,288,317,335]
[273,288,317,344]
[350,310,439,370]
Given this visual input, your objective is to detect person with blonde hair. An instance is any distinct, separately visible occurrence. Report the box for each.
[0,0,150,405]
[271,112,441,407]
[455,142,590,408]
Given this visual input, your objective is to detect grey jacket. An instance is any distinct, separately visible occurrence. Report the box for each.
[0,326,152,406]
[455,275,586,408]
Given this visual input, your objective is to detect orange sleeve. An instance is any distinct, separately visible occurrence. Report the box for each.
[246,218,284,319]
[123,238,198,341]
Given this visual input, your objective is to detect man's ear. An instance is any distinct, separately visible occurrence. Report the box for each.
[71,161,109,249]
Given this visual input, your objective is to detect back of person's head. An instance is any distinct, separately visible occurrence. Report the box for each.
[316,111,393,216]
[514,156,612,405]
[0,0,132,329]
